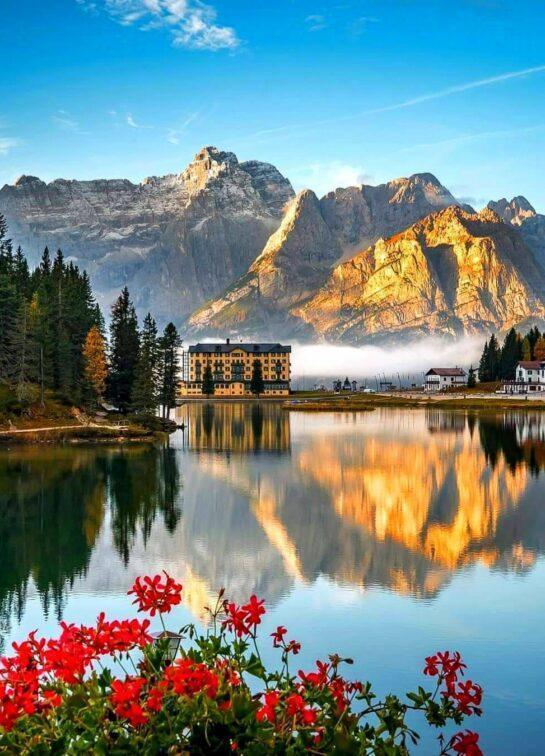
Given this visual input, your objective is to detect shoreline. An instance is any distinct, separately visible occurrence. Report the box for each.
[0,423,171,446]
[282,392,545,412]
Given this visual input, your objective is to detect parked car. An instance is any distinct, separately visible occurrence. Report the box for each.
[362,388,375,394]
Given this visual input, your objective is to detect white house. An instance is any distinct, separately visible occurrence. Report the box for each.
[502,361,545,394]
[424,368,467,392]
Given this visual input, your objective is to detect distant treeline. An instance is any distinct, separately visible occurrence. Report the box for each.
[0,214,180,417]
[478,327,545,383]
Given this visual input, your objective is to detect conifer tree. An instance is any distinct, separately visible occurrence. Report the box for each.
[499,328,521,380]
[131,313,159,415]
[202,364,215,397]
[107,287,140,413]
[534,337,545,361]
[83,325,108,408]
[521,336,532,361]
[486,334,501,381]
[157,323,181,419]
[467,366,477,388]
[250,359,265,397]
[478,340,490,383]
[10,300,38,403]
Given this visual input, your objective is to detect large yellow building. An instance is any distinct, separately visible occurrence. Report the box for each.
[178,340,292,397]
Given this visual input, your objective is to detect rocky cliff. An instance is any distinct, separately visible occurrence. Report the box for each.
[488,195,545,275]
[188,173,466,338]
[296,206,545,342]
[0,147,294,322]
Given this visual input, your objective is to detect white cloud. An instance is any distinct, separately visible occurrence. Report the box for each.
[305,14,327,32]
[235,63,545,144]
[126,113,153,129]
[0,137,22,156]
[166,111,200,144]
[51,110,89,135]
[90,0,239,50]
[290,161,374,196]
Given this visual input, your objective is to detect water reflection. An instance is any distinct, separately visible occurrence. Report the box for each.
[1,405,545,638]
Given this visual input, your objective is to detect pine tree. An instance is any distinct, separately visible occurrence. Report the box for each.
[521,336,532,361]
[157,323,181,419]
[202,364,215,397]
[107,288,140,413]
[499,328,521,380]
[527,327,541,358]
[486,334,501,381]
[467,366,477,388]
[534,337,545,361]
[478,340,490,382]
[131,314,160,415]
[9,300,38,403]
[83,325,108,408]
[250,359,265,396]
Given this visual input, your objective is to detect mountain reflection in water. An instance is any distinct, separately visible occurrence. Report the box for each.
[1,405,545,638]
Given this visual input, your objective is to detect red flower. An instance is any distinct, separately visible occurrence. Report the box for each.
[447,680,483,716]
[286,640,301,655]
[241,595,266,628]
[165,659,219,699]
[449,730,482,756]
[146,681,167,712]
[111,677,149,726]
[271,626,287,647]
[128,572,183,616]
[256,690,281,723]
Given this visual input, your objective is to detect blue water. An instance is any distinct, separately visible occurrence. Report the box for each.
[1,404,544,752]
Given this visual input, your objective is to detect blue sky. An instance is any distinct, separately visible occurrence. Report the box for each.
[2,0,545,209]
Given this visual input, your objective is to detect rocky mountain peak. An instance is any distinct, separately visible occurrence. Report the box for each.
[13,175,45,188]
[487,196,537,226]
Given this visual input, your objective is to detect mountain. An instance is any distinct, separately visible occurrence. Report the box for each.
[488,195,545,276]
[188,172,466,337]
[295,206,545,342]
[487,196,536,226]
[0,147,294,322]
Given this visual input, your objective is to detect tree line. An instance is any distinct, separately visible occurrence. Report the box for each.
[0,214,180,418]
[478,326,545,383]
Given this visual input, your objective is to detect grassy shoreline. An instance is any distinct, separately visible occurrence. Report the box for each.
[283,392,545,412]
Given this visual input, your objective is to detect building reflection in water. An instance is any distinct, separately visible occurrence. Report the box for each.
[2,406,545,635]
[178,402,291,454]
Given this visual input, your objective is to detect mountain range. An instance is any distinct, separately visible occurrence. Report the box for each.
[2,145,545,342]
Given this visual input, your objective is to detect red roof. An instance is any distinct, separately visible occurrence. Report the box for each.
[518,361,544,369]
[426,368,466,377]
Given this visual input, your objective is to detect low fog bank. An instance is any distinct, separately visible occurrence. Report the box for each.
[290,336,484,388]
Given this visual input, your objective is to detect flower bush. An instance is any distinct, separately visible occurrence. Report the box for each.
[0,572,483,754]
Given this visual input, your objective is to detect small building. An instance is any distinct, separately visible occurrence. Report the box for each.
[178,340,291,397]
[424,368,467,392]
[502,360,545,394]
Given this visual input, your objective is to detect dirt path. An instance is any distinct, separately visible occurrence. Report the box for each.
[0,423,128,435]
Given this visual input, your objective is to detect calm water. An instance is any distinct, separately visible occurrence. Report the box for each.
[1,404,545,752]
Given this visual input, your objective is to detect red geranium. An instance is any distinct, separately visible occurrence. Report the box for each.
[128,572,183,616]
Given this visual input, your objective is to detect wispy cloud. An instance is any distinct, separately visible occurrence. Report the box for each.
[126,113,153,129]
[350,16,379,36]
[51,110,89,135]
[397,124,545,153]
[84,0,239,51]
[166,112,201,145]
[364,64,545,116]
[305,14,327,32]
[235,64,545,143]
[0,137,23,156]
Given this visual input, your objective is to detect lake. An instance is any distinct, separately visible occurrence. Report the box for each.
[1,403,545,752]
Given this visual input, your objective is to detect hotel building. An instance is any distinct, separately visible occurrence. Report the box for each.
[178,340,291,397]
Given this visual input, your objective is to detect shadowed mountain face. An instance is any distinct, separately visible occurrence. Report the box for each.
[488,195,545,278]
[0,147,294,322]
